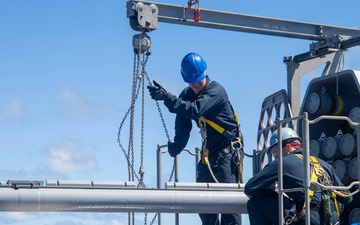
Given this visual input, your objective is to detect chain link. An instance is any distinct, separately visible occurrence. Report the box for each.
[149,213,158,225]
[117,52,142,183]
[118,32,179,225]
[143,68,170,142]
[139,53,146,187]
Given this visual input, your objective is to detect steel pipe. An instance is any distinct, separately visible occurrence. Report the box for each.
[0,187,249,214]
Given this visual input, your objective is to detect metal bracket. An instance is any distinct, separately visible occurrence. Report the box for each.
[127,1,158,32]
[309,35,350,57]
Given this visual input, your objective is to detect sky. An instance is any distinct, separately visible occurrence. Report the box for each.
[1,0,360,225]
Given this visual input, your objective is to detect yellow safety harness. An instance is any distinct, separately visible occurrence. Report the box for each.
[294,154,340,224]
[199,115,243,147]
[199,101,242,143]
[198,102,244,183]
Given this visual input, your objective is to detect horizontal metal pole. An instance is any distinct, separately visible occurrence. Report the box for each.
[165,182,245,190]
[127,0,360,40]
[0,187,249,214]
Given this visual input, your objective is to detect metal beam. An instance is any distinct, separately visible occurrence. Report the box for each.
[126,0,360,41]
[0,187,249,214]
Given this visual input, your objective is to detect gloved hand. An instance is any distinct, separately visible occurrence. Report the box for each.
[167,141,183,157]
[147,80,168,101]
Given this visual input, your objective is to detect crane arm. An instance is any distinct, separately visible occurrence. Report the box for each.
[126,0,360,41]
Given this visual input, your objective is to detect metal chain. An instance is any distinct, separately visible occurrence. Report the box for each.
[118,50,151,225]
[168,159,176,182]
[131,52,144,225]
[140,49,178,225]
[149,213,158,225]
[139,53,146,188]
[117,52,141,183]
[118,32,179,225]
[144,65,176,183]
[129,52,139,183]
[144,212,159,225]
[143,69,171,142]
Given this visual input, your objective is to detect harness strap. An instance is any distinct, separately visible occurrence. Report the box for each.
[198,102,242,139]
[199,116,233,139]
[295,154,340,223]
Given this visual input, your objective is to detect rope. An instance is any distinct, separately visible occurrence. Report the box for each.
[310,181,360,197]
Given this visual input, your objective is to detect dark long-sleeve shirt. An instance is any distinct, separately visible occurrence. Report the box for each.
[163,77,239,161]
[245,148,352,208]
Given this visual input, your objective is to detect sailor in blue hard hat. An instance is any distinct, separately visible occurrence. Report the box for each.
[147,52,244,225]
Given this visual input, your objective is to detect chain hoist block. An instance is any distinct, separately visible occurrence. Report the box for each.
[132,33,151,53]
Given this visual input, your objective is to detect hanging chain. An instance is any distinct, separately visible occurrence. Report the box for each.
[143,69,170,142]
[129,51,139,183]
[148,213,158,225]
[143,64,177,183]
[117,51,143,184]
[118,31,179,225]
[138,52,146,188]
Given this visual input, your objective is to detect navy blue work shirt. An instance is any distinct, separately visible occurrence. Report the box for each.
[163,76,239,162]
[244,148,352,208]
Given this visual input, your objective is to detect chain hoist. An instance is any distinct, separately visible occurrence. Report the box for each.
[116,31,151,225]
[117,31,177,225]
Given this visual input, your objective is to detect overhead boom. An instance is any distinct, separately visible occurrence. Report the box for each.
[126,0,360,41]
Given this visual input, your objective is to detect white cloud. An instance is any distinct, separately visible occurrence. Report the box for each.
[42,138,98,172]
[31,164,68,180]
[0,97,24,122]
[55,88,116,119]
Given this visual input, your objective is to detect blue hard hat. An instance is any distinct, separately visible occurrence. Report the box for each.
[269,127,301,149]
[180,53,207,83]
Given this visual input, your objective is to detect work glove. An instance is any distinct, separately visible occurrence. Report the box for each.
[167,141,183,157]
[147,80,168,101]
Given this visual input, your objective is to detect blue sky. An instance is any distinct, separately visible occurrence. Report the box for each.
[1,1,360,225]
